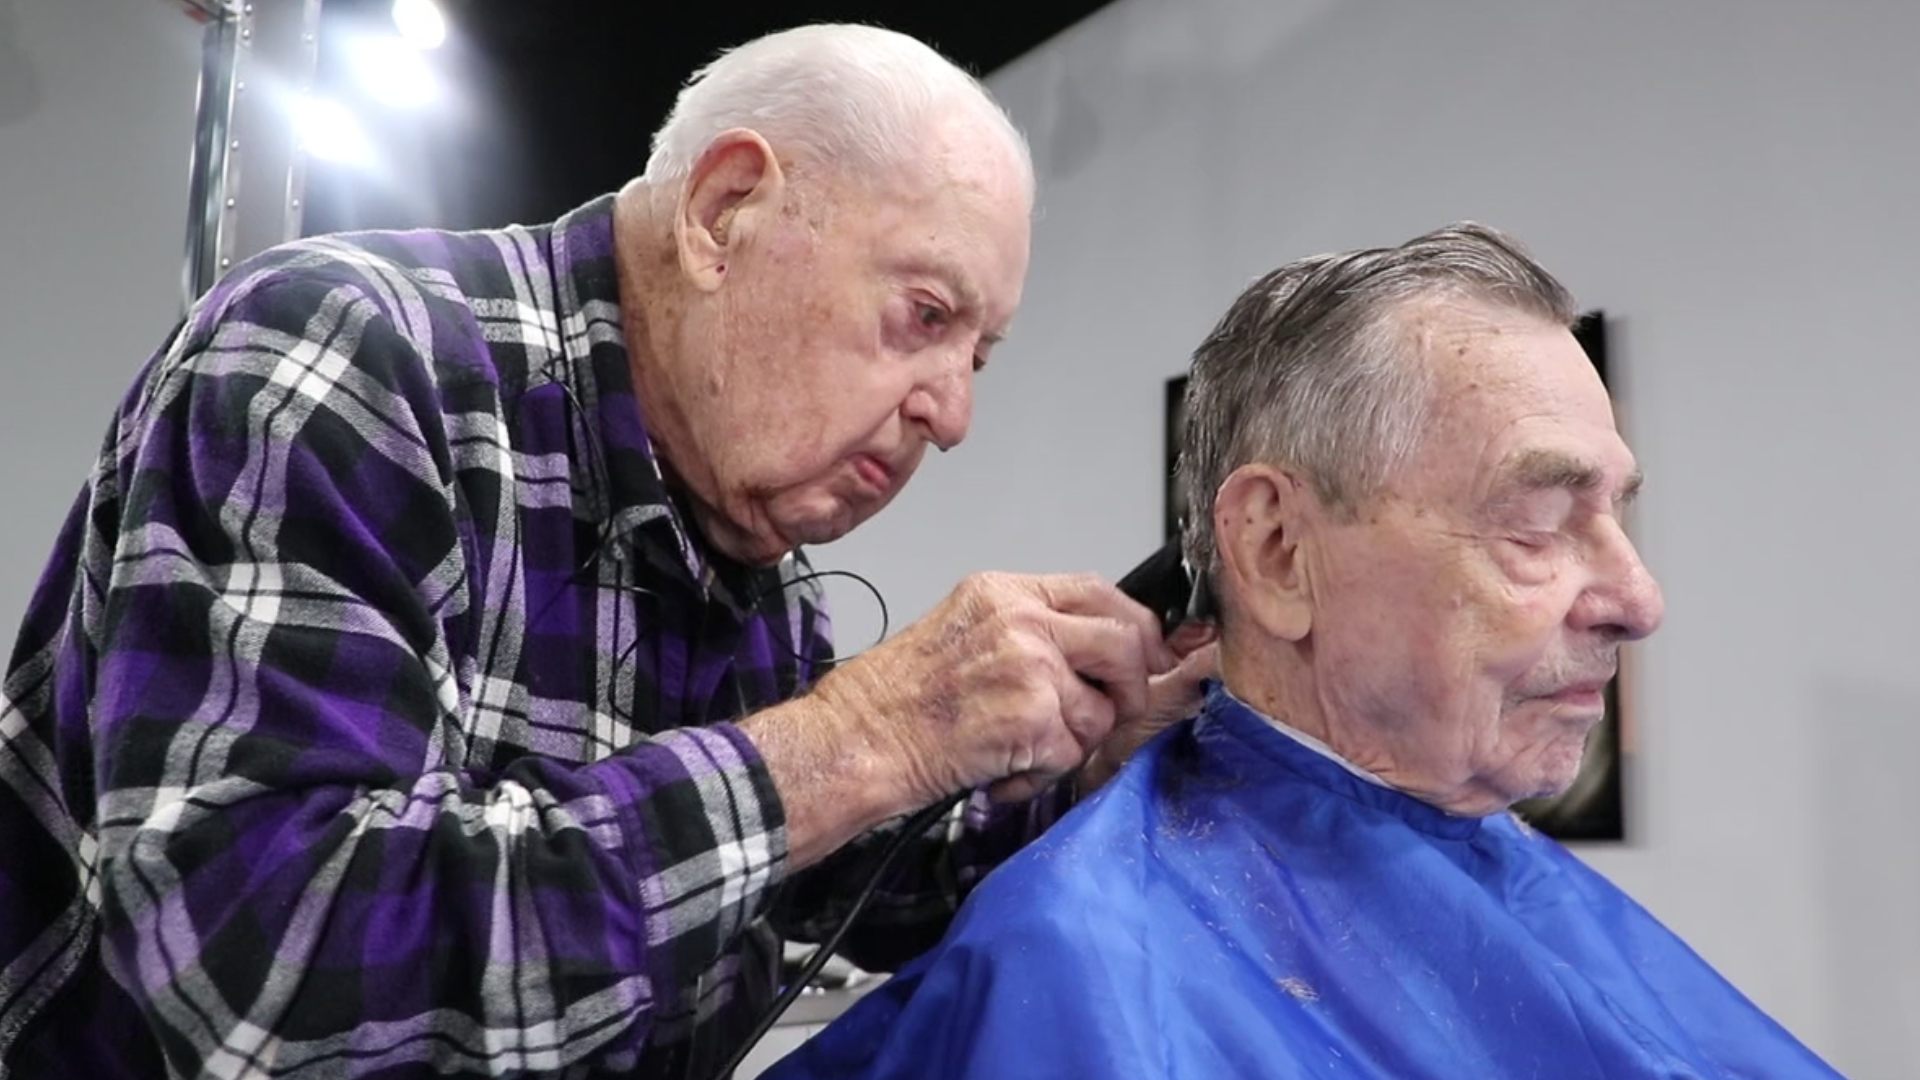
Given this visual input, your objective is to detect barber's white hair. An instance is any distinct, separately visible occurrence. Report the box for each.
[645,23,1033,195]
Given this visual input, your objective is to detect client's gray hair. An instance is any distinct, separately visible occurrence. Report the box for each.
[1177,223,1579,580]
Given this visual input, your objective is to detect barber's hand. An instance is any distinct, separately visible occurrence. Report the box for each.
[1071,623,1219,799]
[812,572,1176,809]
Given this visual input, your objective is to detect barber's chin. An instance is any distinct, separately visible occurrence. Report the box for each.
[765,501,865,552]
[688,506,817,567]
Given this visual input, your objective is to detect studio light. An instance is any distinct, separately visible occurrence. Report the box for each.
[293,96,374,167]
[390,0,447,50]
[348,35,438,109]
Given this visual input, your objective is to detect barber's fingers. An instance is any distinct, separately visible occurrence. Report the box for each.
[816,570,1186,812]
[1166,620,1219,661]
[1032,574,1177,674]
[985,770,1048,804]
[1041,609,1151,727]
[986,714,1089,804]
[1056,655,1120,751]
[975,649,1113,804]
[1148,641,1219,723]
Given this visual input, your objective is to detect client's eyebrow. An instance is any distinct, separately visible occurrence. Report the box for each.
[1490,449,1644,507]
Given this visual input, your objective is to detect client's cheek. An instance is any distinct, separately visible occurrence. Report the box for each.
[1462,586,1565,676]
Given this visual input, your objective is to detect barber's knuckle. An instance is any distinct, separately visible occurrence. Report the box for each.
[975,573,1030,617]
[1035,634,1075,676]
[984,570,1024,594]
[976,614,1030,667]
[1092,708,1119,744]
[1093,619,1139,667]
[954,572,997,606]
[1128,633,1155,674]
[1073,690,1112,726]
[1052,727,1089,767]
[1015,679,1060,723]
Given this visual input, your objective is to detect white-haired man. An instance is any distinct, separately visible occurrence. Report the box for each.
[0,24,1211,1078]
[765,225,1848,1080]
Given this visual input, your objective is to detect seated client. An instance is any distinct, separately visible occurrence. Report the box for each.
[764,223,1846,1080]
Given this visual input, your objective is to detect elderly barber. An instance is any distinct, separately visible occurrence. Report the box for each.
[0,24,1210,1079]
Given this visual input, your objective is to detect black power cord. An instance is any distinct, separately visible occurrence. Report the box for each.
[708,789,972,1080]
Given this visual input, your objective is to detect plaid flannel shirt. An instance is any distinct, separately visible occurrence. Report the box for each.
[0,195,1068,1079]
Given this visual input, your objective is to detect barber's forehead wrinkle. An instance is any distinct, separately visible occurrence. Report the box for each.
[892,254,986,316]
[859,174,1027,329]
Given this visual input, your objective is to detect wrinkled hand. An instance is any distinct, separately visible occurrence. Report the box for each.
[1072,623,1219,798]
[810,572,1177,810]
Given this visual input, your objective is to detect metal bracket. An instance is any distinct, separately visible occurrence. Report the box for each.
[179,0,323,308]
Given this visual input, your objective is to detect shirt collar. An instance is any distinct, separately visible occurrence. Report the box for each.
[543,194,784,609]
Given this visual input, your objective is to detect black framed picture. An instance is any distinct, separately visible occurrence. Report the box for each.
[1513,309,1626,842]
[1164,374,1190,545]
[1162,310,1628,841]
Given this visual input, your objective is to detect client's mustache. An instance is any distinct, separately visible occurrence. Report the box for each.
[1511,651,1619,701]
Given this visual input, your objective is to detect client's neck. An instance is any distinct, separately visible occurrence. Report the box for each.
[1219,642,1495,817]
[1221,641,1370,763]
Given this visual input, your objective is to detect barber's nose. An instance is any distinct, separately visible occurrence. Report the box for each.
[905,367,973,451]
[1573,523,1666,642]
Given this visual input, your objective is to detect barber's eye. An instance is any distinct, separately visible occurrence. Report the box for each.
[917,304,949,329]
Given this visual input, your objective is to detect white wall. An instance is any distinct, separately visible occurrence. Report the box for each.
[818,1,1920,1075]
[0,0,201,628]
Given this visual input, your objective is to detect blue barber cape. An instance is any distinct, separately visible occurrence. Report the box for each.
[764,686,1844,1079]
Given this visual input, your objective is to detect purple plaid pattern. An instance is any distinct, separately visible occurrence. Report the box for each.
[0,196,1068,1079]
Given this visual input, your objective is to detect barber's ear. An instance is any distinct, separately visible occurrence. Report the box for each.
[676,128,785,291]
[1214,464,1314,643]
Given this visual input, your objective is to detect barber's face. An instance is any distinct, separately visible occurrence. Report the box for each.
[1308,301,1664,814]
[675,117,1030,565]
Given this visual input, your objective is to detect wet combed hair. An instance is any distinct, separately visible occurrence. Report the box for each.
[1177,223,1579,581]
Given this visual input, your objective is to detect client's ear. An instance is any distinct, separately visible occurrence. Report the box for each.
[1213,464,1314,643]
